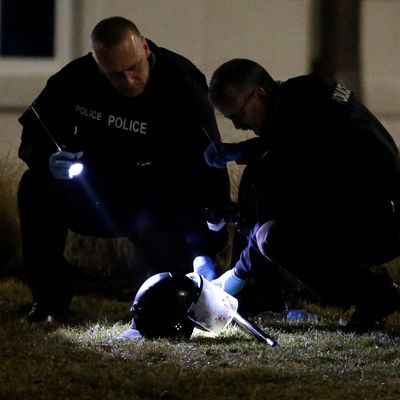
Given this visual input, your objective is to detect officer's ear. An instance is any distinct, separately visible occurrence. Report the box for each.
[142,37,151,58]
[253,87,269,102]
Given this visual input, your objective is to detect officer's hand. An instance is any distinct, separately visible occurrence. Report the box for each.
[204,143,244,168]
[193,255,217,281]
[49,151,83,180]
[211,269,246,295]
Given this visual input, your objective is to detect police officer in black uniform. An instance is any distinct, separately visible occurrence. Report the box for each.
[206,58,400,332]
[18,17,230,322]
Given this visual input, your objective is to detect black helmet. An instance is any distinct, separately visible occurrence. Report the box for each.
[131,272,201,339]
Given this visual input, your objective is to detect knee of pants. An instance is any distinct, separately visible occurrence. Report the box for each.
[256,218,328,259]
[255,220,281,258]
[255,219,302,268]
[18,169,62,214]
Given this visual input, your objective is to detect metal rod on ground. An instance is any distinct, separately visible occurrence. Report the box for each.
[233,311,278,347]
[30,105,62,152]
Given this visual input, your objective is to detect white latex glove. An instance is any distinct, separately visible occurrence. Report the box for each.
[211,269,246,295]
[193,255,217,281]
[49,151,84,179]
[115,319,142,340]
[116,327,142,340]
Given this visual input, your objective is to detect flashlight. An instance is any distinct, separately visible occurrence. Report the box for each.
[30,105,84,178]
[68,162,83,178]
[69,160,83,179]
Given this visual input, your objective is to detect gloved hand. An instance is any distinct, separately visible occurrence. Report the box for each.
[193,255,217,281]
[205,207,227,232]
[204,142,244,168]
[115,319,142,340]
[49,151,83,180]
[211,269,246,295]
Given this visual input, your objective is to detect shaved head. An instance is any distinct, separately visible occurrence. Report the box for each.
[91,16,142,47]
[91,17,150,97]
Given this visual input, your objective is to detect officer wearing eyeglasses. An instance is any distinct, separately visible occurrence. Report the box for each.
[205,58,400,332]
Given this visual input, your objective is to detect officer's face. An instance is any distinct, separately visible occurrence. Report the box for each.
[92,33,151,97]
[216,87,267,135]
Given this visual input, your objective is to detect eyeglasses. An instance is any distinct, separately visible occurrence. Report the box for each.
[227,88,256,120]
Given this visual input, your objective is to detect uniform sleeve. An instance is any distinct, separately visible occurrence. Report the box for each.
[18,74,75,172]
[18,107,55,172]
[315,75,400,204]
[345,97,400,200]
[236,137,269,165]
[233,225,264,279]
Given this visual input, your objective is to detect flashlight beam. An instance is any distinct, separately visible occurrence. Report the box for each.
[202,127,218,152]
[30,105,62,152]
[233,312,278,347]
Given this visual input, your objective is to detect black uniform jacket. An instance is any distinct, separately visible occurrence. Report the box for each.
[18,39,230,256]
[234,74,400,276]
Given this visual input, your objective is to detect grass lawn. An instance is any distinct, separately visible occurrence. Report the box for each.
[1,278,400,400]
[1,158,400,399]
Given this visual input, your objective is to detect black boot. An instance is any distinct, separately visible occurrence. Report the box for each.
[26,300,70,323]
[345,268,400,333]
[27,288,72,323]
[26,259,74,323]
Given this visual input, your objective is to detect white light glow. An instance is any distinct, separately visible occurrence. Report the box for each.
[68,163,83,178]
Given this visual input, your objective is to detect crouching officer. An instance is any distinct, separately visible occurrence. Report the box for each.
[205,58,400,332]
[17,17,230,322]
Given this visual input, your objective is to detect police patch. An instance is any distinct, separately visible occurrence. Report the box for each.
[332,82,351,104]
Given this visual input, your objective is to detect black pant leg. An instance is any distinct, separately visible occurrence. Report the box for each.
[256,217,400,307]
[18,170,72,307]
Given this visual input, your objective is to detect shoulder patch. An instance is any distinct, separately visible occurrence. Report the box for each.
[332,82,352,104]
